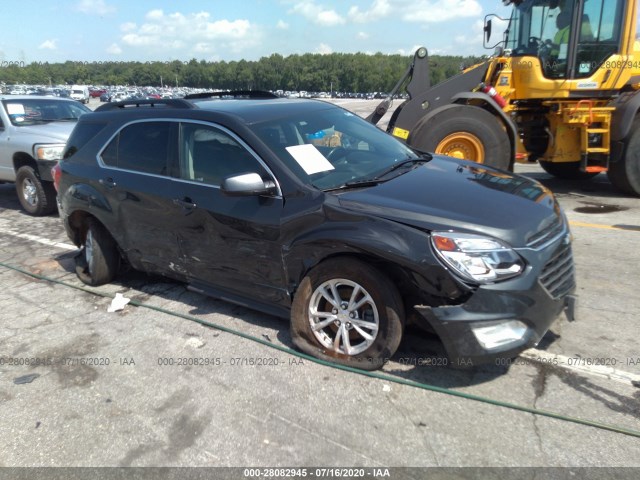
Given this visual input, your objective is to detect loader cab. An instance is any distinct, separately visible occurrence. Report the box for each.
[503,0,626,79]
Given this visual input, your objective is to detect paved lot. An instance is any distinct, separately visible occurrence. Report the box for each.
[0,99,639,475]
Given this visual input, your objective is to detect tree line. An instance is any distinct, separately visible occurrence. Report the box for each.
[0,52,486,92]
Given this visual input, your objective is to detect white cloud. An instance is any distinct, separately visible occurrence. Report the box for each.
[38,40,57,50]
[348,0,392,23]
[454,19,491,47]
[120,10,259,57]
[396,44,424,56]
[277,20,289,29]
[146,9,164,21]
[289,1,346,26]
[75,0,115,15]
[402,0,482,22]
[194,43,212,53]
[357,31,370,39]
[106,43,122,54]
[315,43,333,54]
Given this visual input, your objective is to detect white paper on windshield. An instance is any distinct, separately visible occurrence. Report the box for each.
[7,104,25,115]
[286,144,335,175]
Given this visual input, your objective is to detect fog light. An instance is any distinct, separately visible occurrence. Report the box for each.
[471,320,528,350]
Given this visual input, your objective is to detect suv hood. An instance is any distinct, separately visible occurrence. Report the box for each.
[11,121,77,143]
[336,156,561,248]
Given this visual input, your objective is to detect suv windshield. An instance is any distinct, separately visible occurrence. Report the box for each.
[252,106,424,191]
[504,0,625,79]
[2,98,91,126]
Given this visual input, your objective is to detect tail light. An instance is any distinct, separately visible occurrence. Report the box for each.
[51,163,62,192]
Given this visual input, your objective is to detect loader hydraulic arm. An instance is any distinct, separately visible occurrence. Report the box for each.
[366,47,430,126]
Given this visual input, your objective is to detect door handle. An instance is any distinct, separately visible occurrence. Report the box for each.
[99,177,116,189]
[173,197,197,213]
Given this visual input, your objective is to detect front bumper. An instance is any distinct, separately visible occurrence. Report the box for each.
[416,237,576,367]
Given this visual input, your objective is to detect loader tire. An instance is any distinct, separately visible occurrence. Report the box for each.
[408,104,511,171]
[607,117,640,196]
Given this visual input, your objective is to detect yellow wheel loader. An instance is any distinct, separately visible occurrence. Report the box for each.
[368,0,640,195]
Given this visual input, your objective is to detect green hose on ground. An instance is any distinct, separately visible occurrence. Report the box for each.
[2,259,639,439]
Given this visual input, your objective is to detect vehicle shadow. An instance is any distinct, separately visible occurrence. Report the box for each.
[0,183,60,216]
[0,184,21,211]
[49,250,560,389]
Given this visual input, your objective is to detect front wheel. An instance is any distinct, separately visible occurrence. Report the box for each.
[75,219,120,286]
[408,104,511,170]
[15,166,57,216]
[291,258,404,370]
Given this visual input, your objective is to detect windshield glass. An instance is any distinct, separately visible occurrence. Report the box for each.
[504,0,625,79]
[2,99,91,126]
[505,0,572,77]
[252,105,423,191]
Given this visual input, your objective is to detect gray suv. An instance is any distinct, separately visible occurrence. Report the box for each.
[55,94,576,370]
[0,95,91,215]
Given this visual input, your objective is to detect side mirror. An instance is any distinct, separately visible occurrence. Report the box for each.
[221,172,276,197]
[484,18,493,44]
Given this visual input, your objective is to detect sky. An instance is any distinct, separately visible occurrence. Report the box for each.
[0,0,516,64]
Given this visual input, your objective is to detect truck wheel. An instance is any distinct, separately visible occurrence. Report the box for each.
[408,104,511,170]
[539,161,599,180]
[607,117,640,196]
[75,218,120,286]
[15,166,57,216]
[290,258,404,371]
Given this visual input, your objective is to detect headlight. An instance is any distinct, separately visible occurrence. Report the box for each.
[34,144,65,161]
[431,232,525,284]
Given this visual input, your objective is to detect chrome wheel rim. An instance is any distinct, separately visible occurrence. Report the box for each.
[308,278,379,356]
[85,230,94,271]
[22,178,38,207]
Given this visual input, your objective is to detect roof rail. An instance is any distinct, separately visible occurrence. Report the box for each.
[95,98,195,112]
[184,90,278,100]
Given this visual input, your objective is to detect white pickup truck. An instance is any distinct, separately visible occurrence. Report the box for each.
[0,95,91,215]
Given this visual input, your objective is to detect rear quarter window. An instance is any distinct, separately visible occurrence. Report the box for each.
[99,121,173,176]
[63,122,108,160]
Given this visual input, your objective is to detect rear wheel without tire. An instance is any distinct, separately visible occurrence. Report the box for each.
[15,165,57,216]
[539,161,600,180]
[75,219,120,286]
[607,117,640,196]
[408,104,511,170]
[290,258,404,370]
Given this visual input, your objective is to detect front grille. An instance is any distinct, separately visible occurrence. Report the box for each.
[527,216,565,249]
[539,242,575,299]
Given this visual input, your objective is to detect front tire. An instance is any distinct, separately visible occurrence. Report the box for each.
[408,104,511,170]
[75,219,120,286]
[608,117,640,196]
[291,258,404,370]
[15,166,57,216]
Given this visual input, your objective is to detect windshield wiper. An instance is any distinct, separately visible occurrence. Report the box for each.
[324,179,384,192]
[323,157,429,192]
[370,157,429,181]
